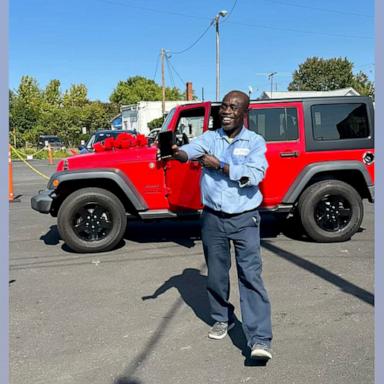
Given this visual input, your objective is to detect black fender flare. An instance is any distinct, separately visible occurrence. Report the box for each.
[283,161,374,204]
[48,168,148,211]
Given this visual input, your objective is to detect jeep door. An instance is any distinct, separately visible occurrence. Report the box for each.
[248,101,306,207]
[163,103,211,211]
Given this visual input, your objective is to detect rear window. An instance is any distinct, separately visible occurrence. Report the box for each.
[311,103,370,140]
[248,107,298,142]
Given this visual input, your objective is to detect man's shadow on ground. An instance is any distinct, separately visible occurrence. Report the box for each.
[142,268,268,366]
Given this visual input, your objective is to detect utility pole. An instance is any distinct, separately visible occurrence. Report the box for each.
[214,10,227,101]
[215,17,220,101]
[161,48,165,115]
[268,72,277,98]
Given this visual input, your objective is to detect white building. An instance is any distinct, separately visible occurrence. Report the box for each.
[260,87,360,100]
[120,100,198,135]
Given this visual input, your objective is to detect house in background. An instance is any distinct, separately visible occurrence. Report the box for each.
[110,82,197,135]
[120,100,198,136]
[110,114,123,130]
[260,87,360,100]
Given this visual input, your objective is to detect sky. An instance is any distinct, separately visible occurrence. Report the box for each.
[9,0,375,102]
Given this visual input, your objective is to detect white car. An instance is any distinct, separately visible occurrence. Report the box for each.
[147,128,161,145]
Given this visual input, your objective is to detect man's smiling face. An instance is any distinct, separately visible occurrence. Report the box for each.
[219,92,248,133]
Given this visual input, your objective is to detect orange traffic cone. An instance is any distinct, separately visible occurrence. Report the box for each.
[8,145,14,201]
[48,144,53,165]
[9,145,21,203]
[8,145,19,202]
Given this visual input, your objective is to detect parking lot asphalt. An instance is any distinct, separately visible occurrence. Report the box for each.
[9,160,374,384]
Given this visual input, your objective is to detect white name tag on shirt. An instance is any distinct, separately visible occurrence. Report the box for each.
[233,148,250,156]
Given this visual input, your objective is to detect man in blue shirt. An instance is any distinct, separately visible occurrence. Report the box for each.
[171,90,273,360]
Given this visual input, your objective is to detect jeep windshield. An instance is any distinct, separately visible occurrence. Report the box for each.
[160,108,176,132]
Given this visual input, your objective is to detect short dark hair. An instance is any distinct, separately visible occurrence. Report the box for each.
[223,90,250,110]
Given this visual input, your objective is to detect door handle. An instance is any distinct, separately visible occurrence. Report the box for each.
[280,151,299,158]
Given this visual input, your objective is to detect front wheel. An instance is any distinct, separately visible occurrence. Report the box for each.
[297,180,363,243]
[57,187,127,253]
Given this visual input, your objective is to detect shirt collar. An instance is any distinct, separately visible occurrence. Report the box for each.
[217,126,250,142]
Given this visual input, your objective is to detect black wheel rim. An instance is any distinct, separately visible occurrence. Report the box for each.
[314,194,352,232]
[72,203,113,242]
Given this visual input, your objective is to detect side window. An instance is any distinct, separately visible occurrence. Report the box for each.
[176,107,205,141]
[248,107,298,142]
[311,103,370,140]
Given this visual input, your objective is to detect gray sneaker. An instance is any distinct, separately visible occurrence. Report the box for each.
[208,321,235,340]
[251,343,272,360]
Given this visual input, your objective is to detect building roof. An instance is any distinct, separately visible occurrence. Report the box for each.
[120,100,199,112]
[260,87,360,99]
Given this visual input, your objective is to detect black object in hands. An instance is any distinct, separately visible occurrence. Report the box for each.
[158,131,176,159]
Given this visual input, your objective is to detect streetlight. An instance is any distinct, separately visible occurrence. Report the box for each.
[268,72,277,98]
[213,10,228,101]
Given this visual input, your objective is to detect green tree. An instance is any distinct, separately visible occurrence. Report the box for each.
[288,57,355,91]
[83,102,119,133]
[148,116,165,129]
[63,84,89,107]
[352,71,375,98]
[109,76,184,104]
[288,57,374,98]
[9,76,43,146]
[43,79,62,106]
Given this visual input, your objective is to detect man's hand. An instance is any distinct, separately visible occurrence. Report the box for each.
[171,144,188,162]
[198,154,220,170]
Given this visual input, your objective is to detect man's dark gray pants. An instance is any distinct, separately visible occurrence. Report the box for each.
[201,208,272,348]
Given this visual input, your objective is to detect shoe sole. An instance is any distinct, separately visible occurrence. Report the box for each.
[208,322,235,340]
[250,349,272,360]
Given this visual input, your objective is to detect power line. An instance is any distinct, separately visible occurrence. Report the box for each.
[227,19,373,40]
[168,1,237,56]
[169,22,213,55]
[96,0,373,40]
[166,57,185,86]
[355,63,375,69]
[153,53,160,81]
[263,0,374,19]
[165,55,176,88]
[96,0,208,21]
[222,0,238,23]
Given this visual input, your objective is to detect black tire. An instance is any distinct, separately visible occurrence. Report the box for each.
[57,187,127,253]
[297,180,363,243]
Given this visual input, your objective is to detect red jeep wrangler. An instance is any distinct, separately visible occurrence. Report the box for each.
[31,96,375,253]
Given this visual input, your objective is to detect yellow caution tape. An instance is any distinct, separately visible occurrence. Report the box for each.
[10,145,50,180]
[15,146,47,158]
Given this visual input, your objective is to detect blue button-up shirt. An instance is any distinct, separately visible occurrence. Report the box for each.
[181,127,268,214]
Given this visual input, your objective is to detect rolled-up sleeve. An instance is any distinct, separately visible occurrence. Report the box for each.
[229,136,268,187]
[181,131,213,160]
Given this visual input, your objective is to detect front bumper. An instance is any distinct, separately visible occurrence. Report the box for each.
[31,189,54,213]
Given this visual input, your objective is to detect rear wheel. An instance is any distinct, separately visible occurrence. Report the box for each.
[57,187,127,253]
[298,180,363,242]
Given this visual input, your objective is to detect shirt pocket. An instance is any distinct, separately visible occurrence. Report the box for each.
[231,154,248,165]
[231,147,250,165]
